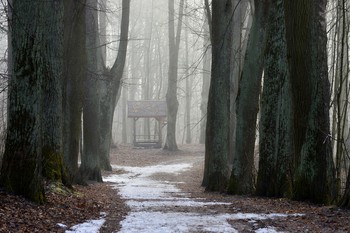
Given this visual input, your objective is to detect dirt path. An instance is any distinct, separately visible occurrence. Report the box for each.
[99,144,350,233]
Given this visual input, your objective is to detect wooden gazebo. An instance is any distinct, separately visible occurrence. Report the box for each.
[127,100,167,148]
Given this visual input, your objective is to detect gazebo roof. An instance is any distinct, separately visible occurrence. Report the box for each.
[127,100,167,118]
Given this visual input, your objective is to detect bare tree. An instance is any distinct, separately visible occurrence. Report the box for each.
[164,0,185,151]
[202,0,233,191]
[99,0,130,168]
[228,0,270,195]
[80,0,102,182]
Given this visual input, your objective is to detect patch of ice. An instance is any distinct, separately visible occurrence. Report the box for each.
[119,211,301,233]
[255,227,282,233]
[105,175,185,199]
[111,163,192,176]
[119,211,238,233]
[65,219,105,233]
[164,181,185,184]
[104,163,192,200]
[127,200,231,209]
[231,213,288,220]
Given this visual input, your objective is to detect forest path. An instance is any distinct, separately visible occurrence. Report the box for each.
[66,144,350,232]
[102,145,307,233]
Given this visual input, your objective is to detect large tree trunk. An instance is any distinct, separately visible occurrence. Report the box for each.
[63,0,86,184]
[228,0,270,195]
[99,79,114,171]
[41,2,65,184]
[256,0,292,197]
[99,0,130,168]
[164,0,184,151]
[228,0,249,165]
[284,0,336,204]
[1,0,64,203]
[80,0,102,181]
[202,0,233,191]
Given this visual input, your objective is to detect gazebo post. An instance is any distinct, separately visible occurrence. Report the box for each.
[157,117,163,148]
[133,117,137,146]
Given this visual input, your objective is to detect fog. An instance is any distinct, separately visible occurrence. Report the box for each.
[105,0,208,145]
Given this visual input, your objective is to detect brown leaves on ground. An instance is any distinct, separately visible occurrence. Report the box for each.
[0,182,127,233]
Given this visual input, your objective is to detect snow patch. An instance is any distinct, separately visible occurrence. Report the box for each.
[105,163,192,200]
[65,219,105,233]
[65,212,107,233]
[119,212,238,233]
[126,199,231,210]
[111,163,193,176]
[255,227,282,233]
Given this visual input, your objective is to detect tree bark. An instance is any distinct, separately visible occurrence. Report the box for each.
[203,0,233,191]
[228,0,270,195]
[1,0,64,203]
[164,0,184,151]
[284,0,336,204]
[256,0,292,197]
[79,0,102,182]
[228,0,249,165]
[341,166,350,207]
[63,0,86,184]
[99,0,130,168]
[41,1,65,184]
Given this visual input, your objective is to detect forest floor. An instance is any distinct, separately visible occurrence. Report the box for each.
[1,144,350,232]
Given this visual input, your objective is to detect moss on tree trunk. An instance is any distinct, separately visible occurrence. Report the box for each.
[1,0,64,203]
[256,0,293,198]
[284,0,336,204]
